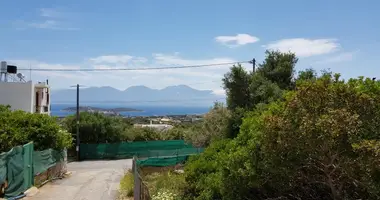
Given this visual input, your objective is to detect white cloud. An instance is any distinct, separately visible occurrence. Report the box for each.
[26,20,78,31]
[39,8,62,18]
[153,53,235,66]
[212,89,226,96]
[90,55,134,64]
[313,51,359,65]
[321,51,358,63]
[7,60,88,82]
[215,34,259,47]
[29,20,57,29]
[264,38,339,57]
[14,8,78,31]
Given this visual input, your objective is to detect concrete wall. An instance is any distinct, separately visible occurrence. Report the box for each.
[0,81,34,112]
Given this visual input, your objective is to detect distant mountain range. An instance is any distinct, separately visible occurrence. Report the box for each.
[51,85,225,106]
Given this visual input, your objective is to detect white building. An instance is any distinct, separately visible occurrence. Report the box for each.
[134,123,174,131]
[0,81,51,115]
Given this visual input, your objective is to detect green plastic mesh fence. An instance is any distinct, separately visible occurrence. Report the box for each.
[136,155,189,167]
[0,143,34,198]
[0,151,8,189]
[33,149,65,175]
[0,143,65,198]
[79,140,201,160]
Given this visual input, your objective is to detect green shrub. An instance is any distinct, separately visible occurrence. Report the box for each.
[183,140,230,199]
[124,127,162,141]
[183,75,380,199]
[221,75,380,199]
[63,112,130,143]
[0,105,73,152]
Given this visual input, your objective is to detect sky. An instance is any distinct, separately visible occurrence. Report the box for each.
[0,0,379,95]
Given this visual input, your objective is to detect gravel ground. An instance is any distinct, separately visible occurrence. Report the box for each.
[25,159,132,200]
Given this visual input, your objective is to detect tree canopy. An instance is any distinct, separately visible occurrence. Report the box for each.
[222,50,297,138]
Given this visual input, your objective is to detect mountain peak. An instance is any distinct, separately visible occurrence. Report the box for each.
[87,86,120,91]
[162,84,193,90]
[125,85,152,91]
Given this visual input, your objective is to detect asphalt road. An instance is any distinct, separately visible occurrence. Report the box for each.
[25,159,132,200]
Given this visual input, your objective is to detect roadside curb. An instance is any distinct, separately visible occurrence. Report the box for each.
[24,186,39,197]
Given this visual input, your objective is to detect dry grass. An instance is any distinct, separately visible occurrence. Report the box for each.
[118,169,134,200]
[142,167,186,198]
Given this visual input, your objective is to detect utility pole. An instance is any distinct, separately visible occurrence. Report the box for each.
[76,84,80,161]
[249,58,256,72]
[71,84,83,161]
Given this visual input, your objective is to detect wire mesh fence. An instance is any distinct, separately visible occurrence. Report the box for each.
[133,157,151,200]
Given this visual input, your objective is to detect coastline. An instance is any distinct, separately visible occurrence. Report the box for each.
[61,106,143,113]
[51,104,210,117]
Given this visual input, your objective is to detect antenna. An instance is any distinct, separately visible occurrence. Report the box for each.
[29,63,32,81]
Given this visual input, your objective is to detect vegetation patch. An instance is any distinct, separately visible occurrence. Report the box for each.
[143,169,186,200]
[181,50,380,199]
[119,170,134,200]
[0,105,72,152]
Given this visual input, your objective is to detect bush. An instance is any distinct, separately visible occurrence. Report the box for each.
[183,75,380,200]
[0,105,73,152]
[62,112,131,143]
[220,75,380,199]
[124,127,162,141]
[179,103,230,147]
[61,105,230,146]
[183,140,230,199]
[63,112,185,143]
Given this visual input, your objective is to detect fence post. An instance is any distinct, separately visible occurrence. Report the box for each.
[61,149,68,174]
[22,142,34,190]
[133,157,141,200]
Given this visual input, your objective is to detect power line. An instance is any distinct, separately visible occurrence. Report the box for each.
[17,61,250,72]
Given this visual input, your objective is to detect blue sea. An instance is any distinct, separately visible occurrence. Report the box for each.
[51,103,210,117]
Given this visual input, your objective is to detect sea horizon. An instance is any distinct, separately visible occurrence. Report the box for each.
[51,103,211,117]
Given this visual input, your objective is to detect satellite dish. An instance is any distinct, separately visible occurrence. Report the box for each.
[17,73,25,81]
